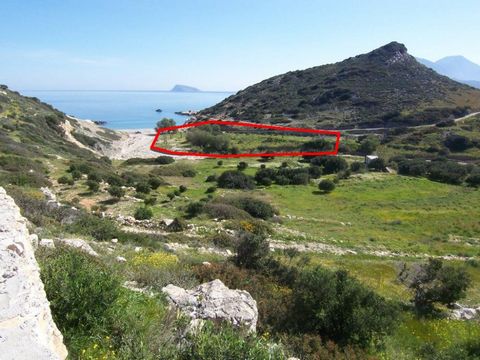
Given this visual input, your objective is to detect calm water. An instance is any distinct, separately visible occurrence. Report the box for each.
[21,90,233,129]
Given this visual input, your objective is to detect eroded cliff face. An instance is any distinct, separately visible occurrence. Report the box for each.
[0,187,68,360]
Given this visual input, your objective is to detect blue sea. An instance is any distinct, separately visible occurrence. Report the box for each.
[21,90,233,129]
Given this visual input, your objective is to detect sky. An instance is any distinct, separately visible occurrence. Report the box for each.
[0,0,479,91]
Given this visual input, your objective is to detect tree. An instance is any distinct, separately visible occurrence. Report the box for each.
[234,232,270,269]
[155,118,176,131]
[108,185,125,199]
[318,179,335,193]
[399,259,471,314]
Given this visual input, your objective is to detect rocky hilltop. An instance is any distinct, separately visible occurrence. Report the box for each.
[0,187,67,360]
[198,42,480,128]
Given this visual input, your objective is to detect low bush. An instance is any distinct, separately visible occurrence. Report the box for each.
[134,206,153,220]
[155,155,175,164]
[217,170,255,189]
[216,195,277,219]
[318,179,335,193]
[204,203,252,220]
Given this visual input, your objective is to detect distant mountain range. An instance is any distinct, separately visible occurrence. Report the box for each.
[170,84,200,92]
[417,56,480,89]
[199,42,480,128]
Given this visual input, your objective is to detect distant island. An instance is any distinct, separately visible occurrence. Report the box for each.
[170,84,201,92]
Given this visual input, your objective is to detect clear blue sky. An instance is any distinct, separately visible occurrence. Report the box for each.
[0,0,479,91]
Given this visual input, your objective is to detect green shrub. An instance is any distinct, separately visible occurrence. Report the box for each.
[237,161,248,171]
[235,232,270,269]
[38,247,121,343]
[178,322,285,360]
[144,196,157,206]
[428,161,468,185]
[67,213,118,241]
[155,155,175,164]
[318,179,335,193]
[206,186,217,193]
[86,179,100,192]
[71,170,82,180]
[182,169,197,177]
[204,203,252,220]
[311,156,348,174]
[179,185,187,193]
[58,175,73,185]
[206,174,217,182]
[87,172,102,182]
[292,267,398,347]
[217,160,223,166]
[367,157,386,171]
[136,182,151,194]
[350,161,365,173]
[186,201,205,218]
[148,177,164,190]
[217,170,255,189]
[108,185,125,199]
[218,195,276,219]
[134,206,153,220]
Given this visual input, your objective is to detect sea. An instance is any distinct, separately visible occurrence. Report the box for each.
[21,90,233,130]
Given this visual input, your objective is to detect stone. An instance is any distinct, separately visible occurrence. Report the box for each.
[39,238,55,249]
[111,238,118,244]
[450,303,479,320]
[0,187,68,359]
[162,279,258,332]
[57,238,99,257]
[202,261,211,266]
[29,234,39,248]
[116,256,127,263]
[134,246,142,252]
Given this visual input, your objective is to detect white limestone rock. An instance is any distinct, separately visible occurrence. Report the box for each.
[162,279,258,332]
[0,187,68,359]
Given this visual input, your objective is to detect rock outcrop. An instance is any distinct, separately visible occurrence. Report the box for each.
[162,279,258,332]
[0,187,68,360]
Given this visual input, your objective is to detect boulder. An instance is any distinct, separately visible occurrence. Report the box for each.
[451,303,480,320]
[39,238,55,249]
[162,279,258,332]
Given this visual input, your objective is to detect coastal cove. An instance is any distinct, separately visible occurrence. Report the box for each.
[21,90,233,129]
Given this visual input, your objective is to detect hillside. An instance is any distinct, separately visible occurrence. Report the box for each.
[198,42,480,129]
[2,85,480,359]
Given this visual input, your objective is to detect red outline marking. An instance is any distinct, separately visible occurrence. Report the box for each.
[150,119,341,158]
